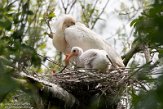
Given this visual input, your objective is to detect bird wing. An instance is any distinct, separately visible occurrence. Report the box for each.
[79,50,98,69]
[103,40,125,67]
[64,22,105,52]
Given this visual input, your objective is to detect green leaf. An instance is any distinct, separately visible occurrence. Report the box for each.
[38,43,46,50]
[31,53,41,67]
[27,10,34,15]
[130,19,139,27]
[48,12,55,20]
[0,56,17,102]
[0,18,12,30]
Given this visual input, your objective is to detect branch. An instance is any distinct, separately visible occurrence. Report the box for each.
[92,0,98,11]
[44,14,55,39]
[143,44,151,63]
[67,0,77,14]
[122,36,153,66]
[14,72,79,109]
[90,0,109,29]
[122,46,139,66]
[122,38,142,66]
[61,0,67,13]
[46,20,53,33]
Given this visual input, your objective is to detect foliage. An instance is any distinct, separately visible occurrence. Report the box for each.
[0,0,50,107]
[79,0,109,29]
[0,56,17,102]
[130,0,163,109]
[0,0,45,68]
[131,0,163,48]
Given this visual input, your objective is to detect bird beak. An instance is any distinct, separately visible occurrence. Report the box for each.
[64,53,74,65]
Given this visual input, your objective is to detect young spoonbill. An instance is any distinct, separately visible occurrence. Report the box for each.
[65,47,111,72]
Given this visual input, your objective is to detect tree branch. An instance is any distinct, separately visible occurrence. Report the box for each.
[143,44,151,63]
[122,45,140,66]
[67,0,77,14]
[61,0,67,13]
[90,0,109,29]
[14,72,79,109]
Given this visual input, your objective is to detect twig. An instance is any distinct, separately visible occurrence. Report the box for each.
[119,8,141,16]
[57,65,67,73]
[7,0,18,8]
[37,53,64,67]
[134,80,148,91]
[143,44,151,63]
[41,62,51,70]
[46,19,53,33]
[81,6,88,26]
[91,0,109,29]
[67,0,77,14]
[61,0,67,13]
[92,0,98,11]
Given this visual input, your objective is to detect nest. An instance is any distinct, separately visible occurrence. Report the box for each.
[52,68,129,109]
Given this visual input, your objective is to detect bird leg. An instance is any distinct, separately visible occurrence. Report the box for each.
[56,54,70,73]
[57,65,67,73]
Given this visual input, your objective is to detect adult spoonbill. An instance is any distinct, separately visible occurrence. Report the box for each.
[65,47,111,72]
[52,15,125,68]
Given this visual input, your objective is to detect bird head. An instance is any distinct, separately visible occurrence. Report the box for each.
[64,47,83,65]
[62,15,76,30]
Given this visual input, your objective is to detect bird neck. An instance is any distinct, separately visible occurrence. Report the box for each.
[53,29,67,52]
[74,56,82,67]
[55,21,65,32]
[56,25,64,33]
[78,49,83,56]
[56,30,64,36]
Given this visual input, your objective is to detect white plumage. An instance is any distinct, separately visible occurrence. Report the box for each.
[52,15,125,68]
[65,47,110,72]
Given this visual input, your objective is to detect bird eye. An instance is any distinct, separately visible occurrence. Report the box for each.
[71,22,75,25]
[73,50,76,52]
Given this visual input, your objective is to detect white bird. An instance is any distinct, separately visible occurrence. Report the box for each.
[65,47,111,72]
[52,15,125,68]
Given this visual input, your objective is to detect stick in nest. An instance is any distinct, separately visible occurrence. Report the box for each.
[57,65,67,73]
